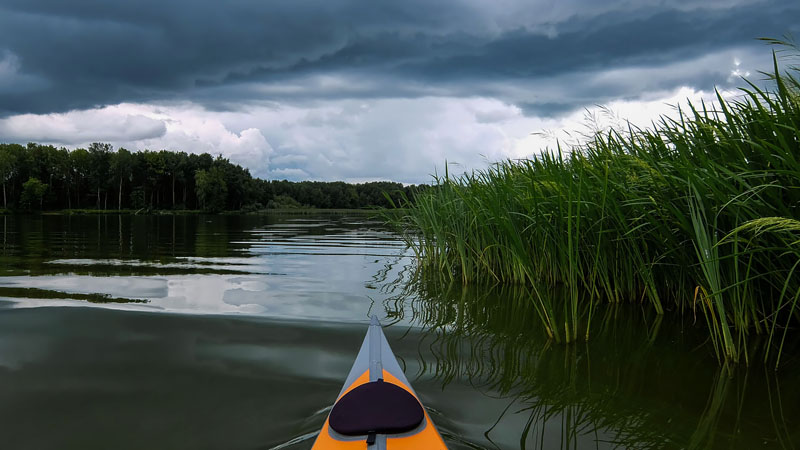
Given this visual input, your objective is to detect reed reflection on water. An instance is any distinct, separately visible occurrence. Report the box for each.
[0,214,797,449]
[383,273,800,449]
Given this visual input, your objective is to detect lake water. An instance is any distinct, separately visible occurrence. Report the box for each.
[0,214,797,449]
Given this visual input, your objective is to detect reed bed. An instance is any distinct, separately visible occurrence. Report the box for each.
[391,53,800,367]
[380,275,797,448]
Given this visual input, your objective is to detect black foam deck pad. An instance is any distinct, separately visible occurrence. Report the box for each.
[329,380,424,436]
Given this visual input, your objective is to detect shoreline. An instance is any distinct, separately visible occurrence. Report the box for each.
[0,207,387,216]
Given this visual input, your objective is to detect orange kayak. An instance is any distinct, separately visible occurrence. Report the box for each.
[312,316,447,449]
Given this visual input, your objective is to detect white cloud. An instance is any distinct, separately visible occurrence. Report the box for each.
[0,85,745,184]
[271,168,309,179]
[0,102,274,177]
[136,115,274,177]
[0,104,166,144]
[508,86,740,160]
[271,154,309,165]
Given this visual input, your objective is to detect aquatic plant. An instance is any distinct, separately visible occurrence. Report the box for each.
[391,49,800,367]
[382,276,799,449]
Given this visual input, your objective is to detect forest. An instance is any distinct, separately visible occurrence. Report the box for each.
[0,143,424,212]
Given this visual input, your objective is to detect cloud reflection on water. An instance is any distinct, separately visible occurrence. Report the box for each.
[0,214,411,322]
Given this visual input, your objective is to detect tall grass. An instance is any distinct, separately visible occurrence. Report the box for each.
[380,275,798,449]
[391,50,800,367]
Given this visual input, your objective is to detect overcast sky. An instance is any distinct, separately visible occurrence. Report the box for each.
[0,0,797,183]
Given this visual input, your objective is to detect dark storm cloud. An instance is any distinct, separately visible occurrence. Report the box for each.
[0,0,797,116]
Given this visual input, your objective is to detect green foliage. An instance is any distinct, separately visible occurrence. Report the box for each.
[20,177,48,211]
[195,167,228,212]
[393,50,800,367]
[111,147,133,209]
[267,194,304,209]
[88,142,112,208]
[129,187,146,210]
[0,143,423,212]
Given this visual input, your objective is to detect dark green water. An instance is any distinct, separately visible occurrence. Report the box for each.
[0,214,797,450]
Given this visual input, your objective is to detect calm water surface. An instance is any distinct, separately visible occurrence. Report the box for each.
[0,214,797,449]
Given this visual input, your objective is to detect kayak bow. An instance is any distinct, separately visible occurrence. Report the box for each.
[312,316,447,449]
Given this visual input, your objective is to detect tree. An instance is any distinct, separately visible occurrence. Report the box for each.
[0,141,422,213]
[49,147,71,209]
[143,150,165,208]
[0,147,14,209]
[162,151,182,208]
[88,143,112,209]
[20,177,48,211]
[111,148,133,210]
[195,167,227,212]
[0,144,25,209]
[69,148,90,208]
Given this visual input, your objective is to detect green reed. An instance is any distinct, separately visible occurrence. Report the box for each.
[391,52,800,367]
[384,276,798,449]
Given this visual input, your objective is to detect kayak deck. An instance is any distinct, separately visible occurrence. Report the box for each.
[312,316,447,449]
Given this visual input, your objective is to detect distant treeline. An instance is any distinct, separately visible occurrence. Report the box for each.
[0,143,427,212]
